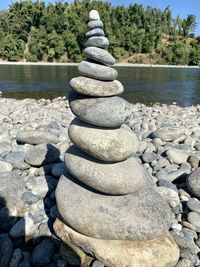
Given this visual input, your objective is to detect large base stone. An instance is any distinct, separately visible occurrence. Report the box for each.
[56,173,172,241]
[54,219,180,267]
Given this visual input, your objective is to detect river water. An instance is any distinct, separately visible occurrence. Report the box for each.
[0,65,200,106]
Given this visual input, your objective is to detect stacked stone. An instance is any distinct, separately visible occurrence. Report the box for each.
[55,10,179,267]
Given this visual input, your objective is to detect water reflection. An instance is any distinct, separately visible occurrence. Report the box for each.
[0,65,200,106]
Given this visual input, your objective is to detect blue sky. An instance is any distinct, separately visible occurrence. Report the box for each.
[1,0,199,35]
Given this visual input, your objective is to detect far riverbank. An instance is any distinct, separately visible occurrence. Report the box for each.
[0,61,199,68]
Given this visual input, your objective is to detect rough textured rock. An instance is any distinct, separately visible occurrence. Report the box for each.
[16,130,58,144]
[187,168,200,197]
[152,127,185,141]
[25,143,60,166]
[83,47,115,65]
[176,259,193,267]
[85,28,105,38]
[54,219,179,267]
[69,92,132,127]
[87,20,103,30]
[70,76,123,97]
[65,146,149,194]
[68,119,139,162]
[56,173,172,241]
[78,61,118,81]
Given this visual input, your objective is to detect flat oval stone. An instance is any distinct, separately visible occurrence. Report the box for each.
[78,61,118,81]
[84,47,115,65]
[16,130,58,144]
[70,76,123,97]
[187,199,200,214]
[152,127,185,141]
[68,119,139,162]
[88,20,103,30]
[56,173,172,240]
[65,146,148,194]
[85,29,105,38]
[85,36,109,49]
[68,92,132,127]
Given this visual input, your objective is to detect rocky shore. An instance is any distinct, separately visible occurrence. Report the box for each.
[1,97,200,266]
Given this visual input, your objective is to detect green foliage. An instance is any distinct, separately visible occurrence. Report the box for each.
[0,0,199,65]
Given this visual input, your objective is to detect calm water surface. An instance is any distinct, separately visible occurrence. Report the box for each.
[0,65,200,106]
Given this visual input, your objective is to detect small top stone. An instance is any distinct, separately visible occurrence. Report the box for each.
[89,10,100,21]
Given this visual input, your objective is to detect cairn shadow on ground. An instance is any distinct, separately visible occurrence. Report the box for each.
[0,143,95,267]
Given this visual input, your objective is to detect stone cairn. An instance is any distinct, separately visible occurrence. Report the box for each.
[54,10,180,267]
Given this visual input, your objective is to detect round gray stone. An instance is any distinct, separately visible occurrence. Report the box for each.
[142,152,157,163]
[56,173,172,241]
[78,61,118,81]
[176,259,193,267]
[31,239,56,266]
[85,36,109,49]
[0,172,26,212]
[89,10,100,21]
[68,92,132,127]
[187,199,200,214]
[70,76,123,97]
[4,151,25,165]
[9,217,27,238]
[187,168,200,197]
[85,28,105,38]
[0,160,13,172]
[51,162,66,177]
[83,47,115,65]
[25,144,60,166]
[65,146,148,194]
[152,127,184,141]
[166,148,189,165]
[87,20,103,30]
[158,179,178,193]
[187,212,200,228]
[68,119,139,162]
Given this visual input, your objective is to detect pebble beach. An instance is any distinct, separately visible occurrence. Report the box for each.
[0,97,200,266]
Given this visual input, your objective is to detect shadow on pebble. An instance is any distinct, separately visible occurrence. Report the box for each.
[0,143,90,267]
